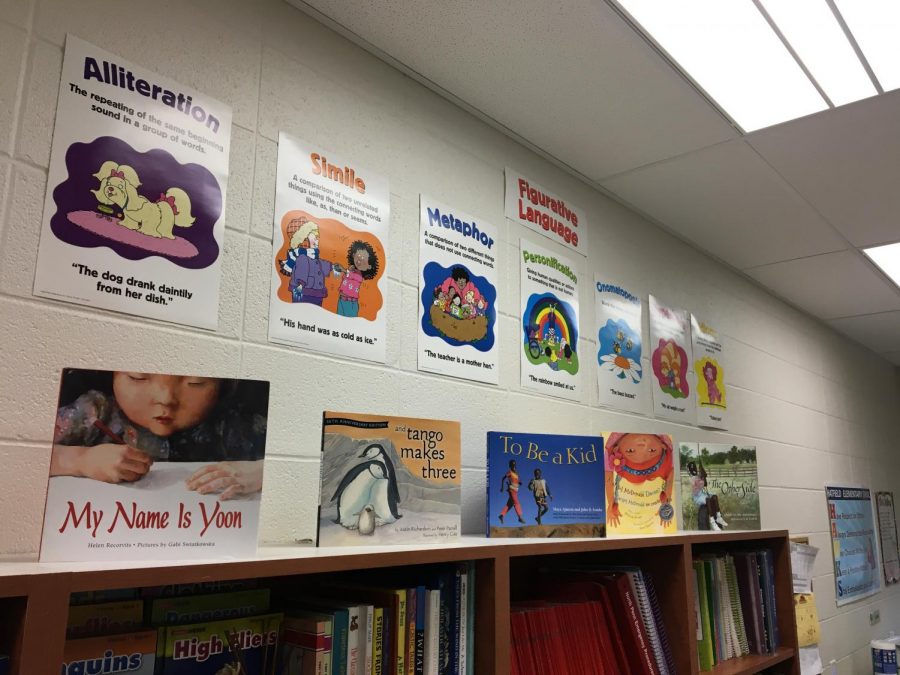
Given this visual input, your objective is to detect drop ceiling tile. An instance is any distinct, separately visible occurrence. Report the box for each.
[828,311,900,354]
[746,251,900,320]
[294,0,738,178]
[600,140,848,269]
[748,91,900,248]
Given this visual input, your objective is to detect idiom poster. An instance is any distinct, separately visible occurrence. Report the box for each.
[691,314,728,429]
[520,239,581,402]
[268,133,389,363]
[505,169,587,256]
[826,485,881,606]
[417,195,500,384]
[33,35,232,330]
[595,277,649,415]
[649,295,696,424]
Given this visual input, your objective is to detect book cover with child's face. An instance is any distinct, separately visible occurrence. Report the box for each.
[40,368,269,562]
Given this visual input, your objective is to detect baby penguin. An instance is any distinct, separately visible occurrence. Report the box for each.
[357,504,376,535]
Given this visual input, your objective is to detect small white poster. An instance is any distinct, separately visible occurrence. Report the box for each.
[649,295,696,424]
[691,314,728,429]
[417,196,500,384]
[519,239,581,401]
[876,491,900,585]
[33,35,232,330]
[595,278,648,415]
[505,169,587,256]
[268,133,390,363]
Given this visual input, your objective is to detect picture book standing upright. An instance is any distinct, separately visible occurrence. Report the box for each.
[318,412,461,546]
[680,443,759,531]
[486,431,605,538]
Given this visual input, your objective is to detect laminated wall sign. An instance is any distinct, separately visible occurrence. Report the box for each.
[826,484,881,606]
[691,314,728,429]
[505,169,587,256]
[649,295,696,424]
[594,277,648,415]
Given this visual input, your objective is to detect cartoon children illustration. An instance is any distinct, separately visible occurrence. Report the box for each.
[337,240,379,317]
[441,266,480,305]
[283,220,342,305]
[545,345,560,370]
[498,459,526,524]
[702,361,722,405]
[687,460,728,531]
[605,433,675,531]
[528,468,552,525]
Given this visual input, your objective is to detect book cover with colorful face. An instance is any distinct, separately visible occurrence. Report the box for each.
[62,631,157,675]
[604,433,678,536]
[486,432,605,538]
[318,412,461,546]
[680,443,759,531]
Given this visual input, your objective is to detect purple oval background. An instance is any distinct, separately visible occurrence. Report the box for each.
[51,136,222,269]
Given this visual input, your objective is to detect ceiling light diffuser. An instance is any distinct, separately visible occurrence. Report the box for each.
[833,0,900,92]
[864,242,900,288]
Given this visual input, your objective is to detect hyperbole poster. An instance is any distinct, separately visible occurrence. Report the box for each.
[826,484,881,606]
[268,133,389,363]
[691,314,728,429]
[34,35,232,330]
[649,295,696,424]
[595,278,648,415]
[876,491,900,585]
[519,239,581,402]
[417,195,500,384]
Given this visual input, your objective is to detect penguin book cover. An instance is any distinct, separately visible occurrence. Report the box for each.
[486,431,605,538]
[318,411,461,546]
[679,442,759,531]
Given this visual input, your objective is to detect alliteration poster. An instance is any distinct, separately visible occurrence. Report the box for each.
[34,35,231,330]
[692,314,728,429]
[595,277,648,415]
[876,491,900,585]
[520,240,581,402]
[826,485,881,606]
[418,195,500,384]
[268,133,389,363]
[649,295,696,424]
[505,169,587,256]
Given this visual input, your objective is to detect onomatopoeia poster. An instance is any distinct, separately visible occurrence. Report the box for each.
[505,169,587,256]
[33,35,232,330]
[649,295,696,424]
[520,239,580,402]
[417,195,500,384]
[691,314,728,429]
[826,485,881,606]
[595,278,648,415]
[268,133,389,363]
[876,491,900,585]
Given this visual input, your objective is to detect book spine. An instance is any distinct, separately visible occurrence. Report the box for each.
[755,554,771,653]
[372,608,384,675]
[764,551,780,649]
[621,579,659,675]
[464,564,475,675]
[348,607,361,675]
[406,588,416,675]
[415,586,426,675]
[365,605,374,675]
[425,590,440,675]
[396,591,407,675]
[457,570,468,675]
[334,612,348,675]
[450,567,461,675]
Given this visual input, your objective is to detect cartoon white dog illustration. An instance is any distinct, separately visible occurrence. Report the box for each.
[91,161,195,239]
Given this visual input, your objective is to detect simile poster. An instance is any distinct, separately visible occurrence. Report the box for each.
[691,314,728,429]
[595,277,648,415]
[519,239,581,402]
[648,295,696,424]
[268,133,389,363]
[876,491,900,585]
[34,35,232,330]
[417,195,500,384]
[826,484,881,606]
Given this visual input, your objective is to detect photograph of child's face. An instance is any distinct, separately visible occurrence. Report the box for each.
[112,372,220,437]
[619,433,665,463]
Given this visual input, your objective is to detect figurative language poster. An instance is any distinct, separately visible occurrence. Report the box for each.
[504,169,587,256]
[417,195,500,384]
[594,277,648,415]
[33,35,232,330]
[519,239,581,402]
[826,485,881,606]
[876,491,900,585]
[649,295,696,424]
[691,314,728,430]
[268,133,389,363]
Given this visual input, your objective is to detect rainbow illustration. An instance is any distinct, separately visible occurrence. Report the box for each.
[523,293,578,349]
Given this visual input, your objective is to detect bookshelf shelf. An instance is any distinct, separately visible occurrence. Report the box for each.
[0,530,798,675]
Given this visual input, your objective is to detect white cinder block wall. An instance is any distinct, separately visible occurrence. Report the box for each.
[1,0,898,670]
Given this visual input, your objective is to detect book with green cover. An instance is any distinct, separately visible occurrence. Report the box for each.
[693,560,714,671]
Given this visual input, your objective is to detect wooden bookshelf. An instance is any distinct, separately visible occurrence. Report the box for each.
[0,530,798,675]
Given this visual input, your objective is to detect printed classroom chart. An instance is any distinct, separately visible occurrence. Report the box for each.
[595,277,648,415]
[649,295,696,424]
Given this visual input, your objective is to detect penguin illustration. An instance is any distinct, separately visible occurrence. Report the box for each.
[331,443,402,526]
[332,463,386,529]
[356,504,376,535]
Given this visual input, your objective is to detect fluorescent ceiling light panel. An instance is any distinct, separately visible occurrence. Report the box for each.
[864,242,900,288]
[617,0,828,131]
[833,0,900,91]
[758,0,877,106]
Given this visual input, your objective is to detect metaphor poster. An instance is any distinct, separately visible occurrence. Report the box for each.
[417,195,500,384]
[691,314,728,429]
[595,277,648,415]
[519,239,580,402]
[505,169,587,256]
[268,133,389,363]
[33,35,231,330]
[649,295,696,424]
[876,491,900,585]
[826,485,881,606]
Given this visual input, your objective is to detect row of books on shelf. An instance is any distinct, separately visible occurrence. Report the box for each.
[693,549,780,671]
[62,563,475,675]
